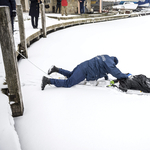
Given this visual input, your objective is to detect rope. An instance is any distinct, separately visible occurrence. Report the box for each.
[16,51,48,75]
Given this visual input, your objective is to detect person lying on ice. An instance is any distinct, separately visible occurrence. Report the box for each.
[41,55,131,90]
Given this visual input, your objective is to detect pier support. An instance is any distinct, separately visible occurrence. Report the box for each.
[0,6,24,117]
[17,4,28,58]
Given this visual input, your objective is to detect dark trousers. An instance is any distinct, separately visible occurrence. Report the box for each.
[50,66,86,87]
[11,16,14,32]
[56,5,61,13]
[80,2,84,14]
[31,16,38,28]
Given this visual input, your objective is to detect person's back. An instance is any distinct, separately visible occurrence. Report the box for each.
[61,0,68,6]
[80,55,128,81]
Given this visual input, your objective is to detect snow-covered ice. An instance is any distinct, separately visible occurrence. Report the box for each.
[0,51,21,150]
[0,13,150,150]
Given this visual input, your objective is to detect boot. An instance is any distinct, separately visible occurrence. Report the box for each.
[41,76,51,90]
[48,65,59,75]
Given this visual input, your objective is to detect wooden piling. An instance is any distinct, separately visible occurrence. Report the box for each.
[0,6,24,117]
[40,3,47,38]
[17,4,28,58]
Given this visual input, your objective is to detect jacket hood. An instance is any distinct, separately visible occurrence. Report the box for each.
[111,56,118,65]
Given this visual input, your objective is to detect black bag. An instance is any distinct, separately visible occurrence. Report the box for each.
[45,4,50,9]
[119,74,150,93]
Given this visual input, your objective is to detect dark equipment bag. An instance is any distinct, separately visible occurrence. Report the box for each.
[118,74,150,93]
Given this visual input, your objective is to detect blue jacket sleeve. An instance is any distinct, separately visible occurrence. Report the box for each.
[108,66,128,79]
[100,55,128,80]
[103,56,128,79]
[10,0,16,11]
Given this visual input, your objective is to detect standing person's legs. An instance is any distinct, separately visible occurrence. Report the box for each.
[35,17,38,28]
[56,5,58,13]
[59,5,61,13]
[50,66,85,87]
[65,6,68,16]
[61,6,64,16]
[31,16,35,28]
[80,3,82,14]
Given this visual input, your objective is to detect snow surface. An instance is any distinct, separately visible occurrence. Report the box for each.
[0,13,150,150]
[0,48,21,150]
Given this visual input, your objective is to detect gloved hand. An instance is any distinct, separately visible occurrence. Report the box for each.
[110,79,118,85]
[110,80,115,85]
[12,10,16,17]
[127,73,133,79]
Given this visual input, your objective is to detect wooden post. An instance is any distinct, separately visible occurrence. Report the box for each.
[0,6,24,117]
[99,0,102,13]
[17,4,28,58]
[20,0,26,11]
[78,1,80,14]
[40,3,47,38]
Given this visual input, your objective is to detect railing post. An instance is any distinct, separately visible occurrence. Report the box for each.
[40,3,47,38]
[78,1,80,14]
[17,4,28,58]
[99,0,102,13]
[0,6,24,117]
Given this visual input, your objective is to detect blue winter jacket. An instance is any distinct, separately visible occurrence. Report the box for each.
[80,55,128,81]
